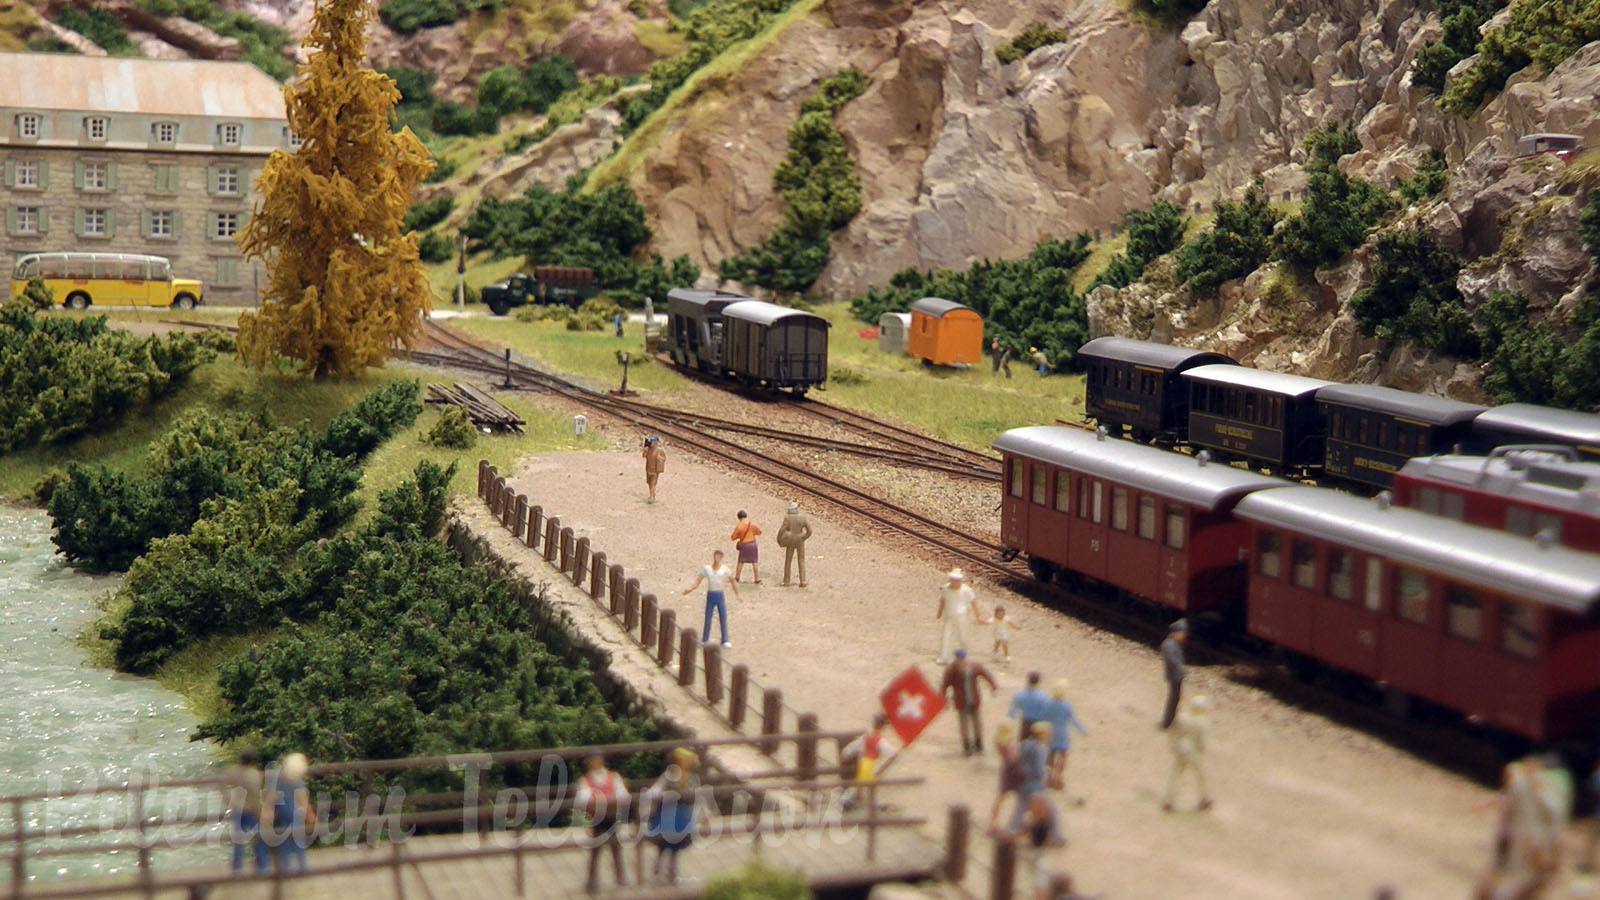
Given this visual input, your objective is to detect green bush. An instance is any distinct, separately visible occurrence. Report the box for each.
[1088,201,1187,291]
[1440,0,1600,115]
[418,230,455,263]
[702,861,813,900]
[1580,189,1600,267]
[475,65,526,118]
[996,22,1067,64]
[26,36,80,53]
[431,100,499,136]
[1392,149,1449,203]
[1349,227,1477,357]
[1173,178,1279,295]
[1475,291,1600,409]
[619,0,796,133]
[424,158,458,183]
[849,235,1093,372]
[1409,0,1505,93]
[18,277,54,310]
[137,0,292,79]
[378,0,458,33]
[386,66,438,104]
[56,4,139,55]
[423,405,477,449]
[521,55,580,114]
[403,196,455,232]
[1270,124,1391,271]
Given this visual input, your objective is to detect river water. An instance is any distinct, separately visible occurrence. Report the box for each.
[0,508,220,881]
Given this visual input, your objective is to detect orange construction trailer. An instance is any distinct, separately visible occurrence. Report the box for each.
[906,297,983,367]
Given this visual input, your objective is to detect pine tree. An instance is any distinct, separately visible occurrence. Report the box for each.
[237,0,435,378]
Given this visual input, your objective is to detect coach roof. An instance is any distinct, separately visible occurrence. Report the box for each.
[721,299,830,327]
[1476,404,1600,449]
[1235,487,1600,613]
[909,297,973,318]
[1316,384,1487,426]
[1182,364,1335,397]
[992,425,1287,509]
[1077,337,1237,371]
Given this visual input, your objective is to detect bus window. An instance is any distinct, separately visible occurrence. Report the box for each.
[15,258,38,280]
[65,256,92,279]
[39,256,67,279]
[120,259,148,280]
[154,259,172,281]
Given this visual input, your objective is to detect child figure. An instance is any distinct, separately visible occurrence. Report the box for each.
[992,605,1020,661]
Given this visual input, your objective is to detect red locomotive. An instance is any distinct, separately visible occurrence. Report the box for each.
[1392,447,1600,554]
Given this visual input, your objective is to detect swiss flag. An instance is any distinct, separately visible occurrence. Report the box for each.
[878,666,945,746]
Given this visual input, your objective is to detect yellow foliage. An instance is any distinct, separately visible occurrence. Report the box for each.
[237,0,435,378]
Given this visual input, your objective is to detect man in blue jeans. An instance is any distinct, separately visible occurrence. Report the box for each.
[682,549,740,648]
[221,746,267,872]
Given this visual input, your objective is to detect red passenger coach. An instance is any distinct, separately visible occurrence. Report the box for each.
[994,426,1285,613]
[1394,448,1600,553]
[1234,487,1600,742]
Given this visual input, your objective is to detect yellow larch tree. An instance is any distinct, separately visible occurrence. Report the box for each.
[237,0,434,378]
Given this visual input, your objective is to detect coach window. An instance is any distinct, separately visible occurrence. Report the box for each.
[1257,531,1281,578]
[1008,459,1024,498]
[1395,569,1428,624]
[1031,466,1048,505]
[1363,558,1383,611]
[1111,487,1128,531]
[1091,481,1103,523]
[1243,392,1259,424]
[1396,427,1412,456]
[1441,492,1465,521]
[1330,411,1345,440]
[1137,497,1157,540]
[1419,487,1442,516]
[1327,549,1354,600]
[1291,540,1317,589]
[1445,585,1482,641]
[1054,471,1071,512]
[1500,600,1538,659]
[1164,505,1186,549]
[1377,421,1391,449]
[1358,417,1370,445]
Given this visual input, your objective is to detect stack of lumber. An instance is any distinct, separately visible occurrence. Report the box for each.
[425,383,526,434]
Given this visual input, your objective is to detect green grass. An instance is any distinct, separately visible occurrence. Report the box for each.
[154,632,266,727]
[1072,232,1128,293]
[815,303,1083,449]
[451,314,696,393]
[633,18,684,56]
[426,251,526,302]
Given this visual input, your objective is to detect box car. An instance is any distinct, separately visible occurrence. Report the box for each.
[1184,365,1334,473]
[665,288,748,373]
[1079,337,1236,442]
[1316,384,1486,491]
[994,426,1284,613]
[1394,448,1600,553]
[720,300,830,392]
[906,297,983,367]
[1235,487,1600,742]
[877,312,911,355]
[1473,404,1600,460]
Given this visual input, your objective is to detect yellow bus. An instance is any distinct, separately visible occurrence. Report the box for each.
[9,252,203,310]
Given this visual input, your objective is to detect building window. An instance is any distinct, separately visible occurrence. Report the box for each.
[1395,569,1428,624]
[1137,497,1157,540]
[283,127,302,148]
[83,208,108,236]
[149,210,173,237]
[1008,459,1023,498]
[1291,540,1317,589]
[86,116,108,140]
[1031,466,1047,505]
[153,121,178,143]
[82,162,108,190]
[218,123,241,145]
[1054,471,1071,513]
[17,113,40,138]
[15,160,38,188]
[1110,487,1128,531]
[1327,549,1353,601]
[1445,585,1482,641]
[1164,505,1185,550]
[1500,600,1538,659]
[11,207,40,234]
[215,166,240,195]
[215,212,239,239]
[215,257,239,286]
[1257,530,1281,578]
[1363,558,1382,611]
[152,164,179,193]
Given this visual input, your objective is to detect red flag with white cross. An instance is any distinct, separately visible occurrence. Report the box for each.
[879,666,945,746]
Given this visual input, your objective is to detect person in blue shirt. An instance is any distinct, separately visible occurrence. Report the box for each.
[1043,679,1088,798]
[1008,671,1050,732]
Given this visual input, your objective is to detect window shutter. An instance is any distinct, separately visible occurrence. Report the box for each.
[206,165,218,195]
[171,210,181,238]
[37,161,48,190]
[73,160,84,190]
[2,159,12,188]
[105,210,115,237]
[73,208,84,237]
[37,207,49,234]
[105,163,117,192]
[4,207,15,236]
[164,165,177,192]
[141,210,152,238]
[206,211,218,240]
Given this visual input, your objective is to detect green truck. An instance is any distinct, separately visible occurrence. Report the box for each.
[479,266,598,316]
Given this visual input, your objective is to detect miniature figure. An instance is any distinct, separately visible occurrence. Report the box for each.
[989,721,1024,830]
[261,751,313,875]
[1159,619,1188,730]
[1011,721,1050,829]
[940,649,998,756]
[935,568,985,664]
[642,436,666,504]
[1043,679,1088,797]
[730,510,763,583]
[641,747,703,885]
[574,753,630,893]
[1161,694,1211,813]
[841,714,897,809]
[1009,671,1050,733]
[682,549,739,648]
[776,501,812,587]
[612,310,624,337]
[1030,347,1053,376]
[992,605,1021,661]
[221,746,267,873]
[1005,790,1066,894]
[990,337,1013,379]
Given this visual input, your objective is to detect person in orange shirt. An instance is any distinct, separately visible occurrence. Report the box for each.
[730,510,762,584]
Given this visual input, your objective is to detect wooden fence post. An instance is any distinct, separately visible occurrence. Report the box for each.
[944,804,970,883]
[991,833,1016,900]
[678,629,697,686]
[477,460,489,500]
[640,594,658,647]
[492,476,506,516]
[797,712,818,782]
[657,609,676,667]
[526,505,542,550]
[559,527,574,573]
[760,688,782,756]
[704,644,723,705]
[501,490,516,529]
[572,537,589,586]
[589,552,607,600]
[624,579,640,630]
[609,567,625,615]
[512,496,528,540]
[729,664,749,729]
[543,518,560,562]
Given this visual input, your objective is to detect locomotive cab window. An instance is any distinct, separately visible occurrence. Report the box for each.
[1111,488,1128,531]
[1327,549,1354,601]
[1031,466,1048,505]
[1257,531,1281,578]
[1137,497,1156,540]
[1164,505,1186,549]
[1291,540,1317,589]
[1008,459,1024,498]
[1054,471,1071,512]
[1395,569,1428,624]
[1500,600,1539,659]
[1445,585,1482,641]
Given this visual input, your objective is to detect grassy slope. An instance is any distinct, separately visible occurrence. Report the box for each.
[452,314,695,393]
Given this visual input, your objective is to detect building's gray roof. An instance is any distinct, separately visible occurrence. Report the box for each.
[1475,404,1600,448]
[1183,364,1334,398]
[0,53,286,120]
[722,299,829,327]
[1316,384,1486,426]
[1077,337,1236,371]
[910,297,973,318]
[1234,487,1600,613]
[1399,450,1600,515]
[991,426,1286,509]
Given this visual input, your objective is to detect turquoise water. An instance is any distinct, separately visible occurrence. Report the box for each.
[0,508,220,880]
